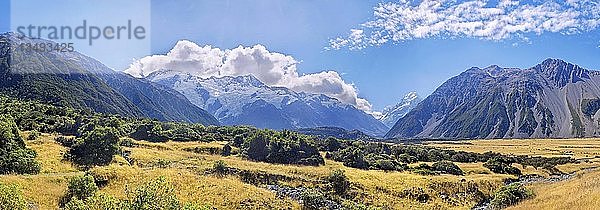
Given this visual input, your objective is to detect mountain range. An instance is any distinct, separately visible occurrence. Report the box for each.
[6,33,600,140]
[0,33,219,126]
[144,70,389,136]
[386,59,600,139]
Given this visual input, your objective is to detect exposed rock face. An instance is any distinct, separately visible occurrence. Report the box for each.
[386,59,600,139]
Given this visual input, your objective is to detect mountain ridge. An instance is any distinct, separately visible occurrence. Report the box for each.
[386,58,600,139]
[0,33,219,125]
[144,70,389,136]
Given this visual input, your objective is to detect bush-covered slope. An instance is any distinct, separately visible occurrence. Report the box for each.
[0,33,218,126]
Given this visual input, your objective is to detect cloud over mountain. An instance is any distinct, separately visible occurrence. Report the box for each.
[125,40,372,111]
[330,0,600,50]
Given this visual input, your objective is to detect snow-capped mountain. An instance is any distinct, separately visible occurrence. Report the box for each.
[145,70,389,136]
[377,92,421,127]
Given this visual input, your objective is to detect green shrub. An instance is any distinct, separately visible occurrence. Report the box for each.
[212,160,228,176]
[64,193,125,210]
[432,161,463,175]
[300,189,327,210]
[61,175,99,206]
[63,177,206,210]
[69,127,121,166]
[490,183,533,209]
[484,158,521,176]
[126,176,181,210]
[413,168,439,176]
[26,130,40,140]
[221,144,232,156]
[0,183,28,210]
[0,115,40,174]
[63,197,86,210]
[327,169,350,196]
[411,163,439,175]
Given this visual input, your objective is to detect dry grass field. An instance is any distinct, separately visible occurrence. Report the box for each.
[429,138,600,209]
[3,134,600,209]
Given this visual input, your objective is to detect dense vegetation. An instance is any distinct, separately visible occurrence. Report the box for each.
[237,130,324,166]
[325,140,575,175]
[0,96,324,167]
[0,95,584,209]
[0,115,40,174]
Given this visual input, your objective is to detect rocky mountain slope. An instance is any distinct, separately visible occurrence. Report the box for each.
[386,59,600,139]
[377,92,421,127]
[0,33,218,125]
[145,70,389,136]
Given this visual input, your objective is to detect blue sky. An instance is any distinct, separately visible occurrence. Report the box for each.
[2,0,600,111]
[150,0,600,110]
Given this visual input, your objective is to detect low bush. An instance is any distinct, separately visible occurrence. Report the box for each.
[55,136,77,147]
[61,175,98,207]
[212,160,228,176]
[301,189,328,210]
[0,183,28,210]
[63,176,206,210]
[126,176,182,210]
[327,169,350,196]
[490,183,533,209]
[484,158,522,176]
[432,161,464,175]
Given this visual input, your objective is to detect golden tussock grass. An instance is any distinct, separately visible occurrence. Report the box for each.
[8,134,600,209]
[507,169,600,210]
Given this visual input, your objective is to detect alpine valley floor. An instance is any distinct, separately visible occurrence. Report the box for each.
[2,131,600,209]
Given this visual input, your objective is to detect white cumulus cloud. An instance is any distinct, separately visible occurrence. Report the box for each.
[125,40,372,111]
[329,0,600,50]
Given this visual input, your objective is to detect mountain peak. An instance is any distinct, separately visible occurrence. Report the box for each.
[378,92,422,128]
[534,58,590,87]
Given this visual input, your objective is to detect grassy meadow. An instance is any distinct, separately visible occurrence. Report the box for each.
[2,133,600,209]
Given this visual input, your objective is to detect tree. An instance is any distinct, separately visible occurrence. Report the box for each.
[69,127,121,166]
[244,132,268,161]
[221,144,232,156]
[0,115,40,174]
